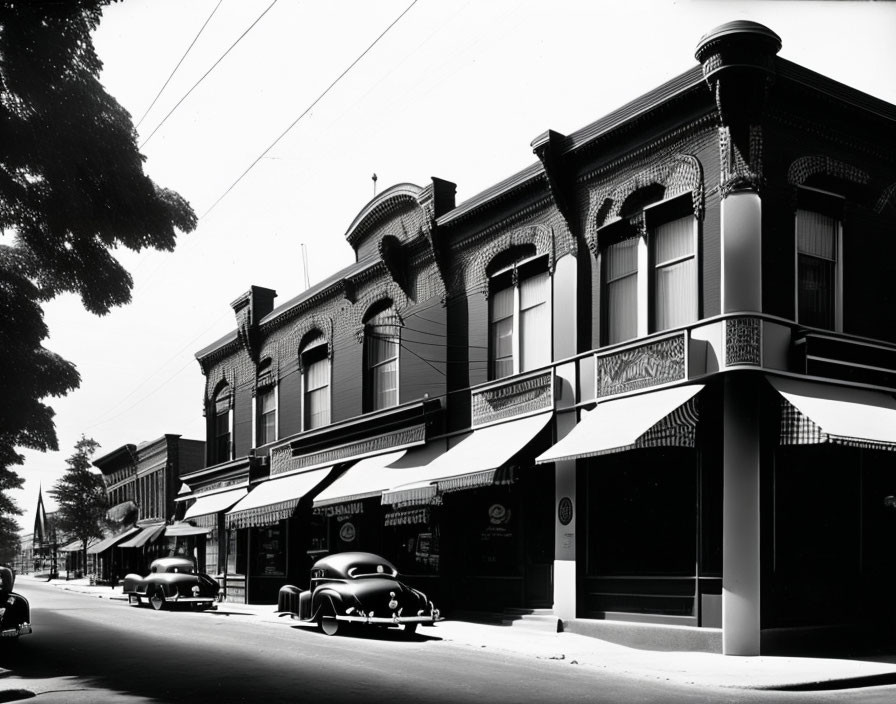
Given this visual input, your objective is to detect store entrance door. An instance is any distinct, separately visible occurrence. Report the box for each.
[523,465,554,608]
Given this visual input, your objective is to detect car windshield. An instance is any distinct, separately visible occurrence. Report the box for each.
[346,562,397,579]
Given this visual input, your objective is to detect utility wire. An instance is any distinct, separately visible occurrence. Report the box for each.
[139,0,279,149]
[201,0,419,220]
[134,0,224,130]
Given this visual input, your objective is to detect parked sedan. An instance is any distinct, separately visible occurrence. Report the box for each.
[123,557,219,611]
[276,552,441,636]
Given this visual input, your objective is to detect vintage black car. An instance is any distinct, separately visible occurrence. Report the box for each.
[277,552,441,636]
[122,557,219,611]
[0,566,32,639]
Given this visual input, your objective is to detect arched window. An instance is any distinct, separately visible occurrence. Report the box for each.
[255,359,277,447]
[213,384,232,463]
[301,333,331,430]
[364,306,400,411]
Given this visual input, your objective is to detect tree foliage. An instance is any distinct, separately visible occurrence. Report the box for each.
[49,436,107,571]
[0,1,197,513]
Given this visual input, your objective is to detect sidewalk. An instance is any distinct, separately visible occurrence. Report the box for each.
[22,574,896,692]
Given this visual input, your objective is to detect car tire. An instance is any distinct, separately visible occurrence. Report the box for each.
[404,623,418,636]
[319,601,340,636]
[149,587,166,611]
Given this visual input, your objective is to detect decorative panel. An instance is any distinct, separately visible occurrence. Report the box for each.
[597,334,686,397]
[471,371,554,427]
[725,317,761,367]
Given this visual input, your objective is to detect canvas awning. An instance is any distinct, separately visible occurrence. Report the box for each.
[86,526,141,555]
[225,467,334,529]
[382,412,552,505]
[183,487,248,521]
[536,384,704,464]
[118,522,166,548]
[770,375,896,450]
[164,522,211,537]
[58,538,98,553]
[312,451,408,507]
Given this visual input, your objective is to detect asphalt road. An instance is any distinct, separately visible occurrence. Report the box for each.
[3,580,896,704]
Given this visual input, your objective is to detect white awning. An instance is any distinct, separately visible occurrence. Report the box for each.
[536,385,704,464]
[183,487,248,520]
[86,527,141,555]
[313,450,412,507]
[164,522,212,537]
[118,522,166,548]
[770,375,896,450]
[383,413,551,505]
[225,467,334,529]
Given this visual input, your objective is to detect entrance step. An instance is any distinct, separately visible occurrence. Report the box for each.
[502,608,562,632]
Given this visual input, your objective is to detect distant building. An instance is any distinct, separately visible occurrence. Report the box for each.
[92,435,205,579]
[185,21,896,655]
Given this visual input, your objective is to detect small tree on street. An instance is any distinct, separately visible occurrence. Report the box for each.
[49,436,107,576]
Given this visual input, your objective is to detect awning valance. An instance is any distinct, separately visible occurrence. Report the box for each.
[226,467,334,529]
[118,522,166,548]
[183,487,248,521]
[770,375,896,450]
[383,412,551,505]
[536,385,703,464]
[86,527,141,554]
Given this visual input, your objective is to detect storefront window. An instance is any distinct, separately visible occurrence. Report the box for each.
[252,523,286,577]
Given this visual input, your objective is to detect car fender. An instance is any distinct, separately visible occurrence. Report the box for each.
[311,589,344,621]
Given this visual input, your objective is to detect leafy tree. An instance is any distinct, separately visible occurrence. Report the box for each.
[0,2,196,508]
[49,436,107,575]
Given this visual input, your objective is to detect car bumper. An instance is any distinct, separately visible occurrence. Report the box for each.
[1,623,32,637]
[336,612,442,626]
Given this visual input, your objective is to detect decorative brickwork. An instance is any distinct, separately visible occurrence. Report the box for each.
[718,125,764,197]
[596,334,687,397]
[786,155,870,188]
[725,317,762,367]
[586,153,704,255]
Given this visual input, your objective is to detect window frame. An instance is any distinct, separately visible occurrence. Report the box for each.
[793,186,844,333]
[364,308,400,412]
[212,385,232,464]
[598,193,700,346]
[301,337,331,430]
[487,255,552,380]
[254,383,278,447]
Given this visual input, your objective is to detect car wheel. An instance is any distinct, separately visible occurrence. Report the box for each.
[319,601,340,636]
[404,623,418,636]
[149,587,166,611]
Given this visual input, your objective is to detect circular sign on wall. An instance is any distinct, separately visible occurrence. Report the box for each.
[339,522,357,543]
[558,497,574,526]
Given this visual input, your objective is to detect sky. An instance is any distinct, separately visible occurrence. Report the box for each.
[12,0,896,536]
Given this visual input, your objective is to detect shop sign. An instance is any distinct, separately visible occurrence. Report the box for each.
[558,497,573,526]
[314,501,364,518]
[339,522,357,543]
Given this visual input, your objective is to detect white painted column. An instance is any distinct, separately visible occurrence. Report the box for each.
[721,192,762,314]
[722,372,761,655]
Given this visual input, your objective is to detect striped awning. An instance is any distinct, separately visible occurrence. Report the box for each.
[86,527,141,555]
[225,467,334,529]
[382,413,551,505]
[183,487,248,521]
[770,375,896,451]
[118,522,166,548]
[536,385,703,464]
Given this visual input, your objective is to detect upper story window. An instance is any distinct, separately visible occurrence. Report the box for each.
[256,386,277,446]
[795,188,843,331]
[301,334,330,430]
[213,384,232,464]
[488,256,551,380]
[600,192,698,345]
[364,306,400,411]
[652,214,698,332]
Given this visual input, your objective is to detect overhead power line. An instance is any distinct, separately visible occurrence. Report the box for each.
[139,0,280,149]
[201,0,419,220]
[134,0,224,130]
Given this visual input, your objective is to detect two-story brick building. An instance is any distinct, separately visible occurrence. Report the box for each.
[183,21,896,654]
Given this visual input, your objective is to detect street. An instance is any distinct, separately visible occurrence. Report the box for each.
[1,580,896,703]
